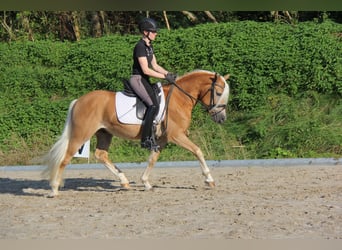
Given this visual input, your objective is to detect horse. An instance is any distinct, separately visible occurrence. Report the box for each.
[43,70,230,197]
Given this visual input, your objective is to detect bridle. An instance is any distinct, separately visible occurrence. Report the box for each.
[160,72,228,135]
[171,72,228,117]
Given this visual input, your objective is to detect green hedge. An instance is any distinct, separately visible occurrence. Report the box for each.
[0,21,341,165]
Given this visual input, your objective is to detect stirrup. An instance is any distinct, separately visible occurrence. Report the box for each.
[141,137,160,152]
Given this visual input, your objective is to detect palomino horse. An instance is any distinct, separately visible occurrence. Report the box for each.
[44,70,230,197]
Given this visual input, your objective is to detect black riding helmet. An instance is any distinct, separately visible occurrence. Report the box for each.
[139,17,159,33]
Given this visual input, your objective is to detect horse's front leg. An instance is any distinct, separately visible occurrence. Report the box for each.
[141,150,161,190]
[172,134,215,188]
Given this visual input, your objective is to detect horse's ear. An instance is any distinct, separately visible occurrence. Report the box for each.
[223,74,230,80]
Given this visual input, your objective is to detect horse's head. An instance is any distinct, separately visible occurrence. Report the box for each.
[199,72,230,124]
[173,70,230,123]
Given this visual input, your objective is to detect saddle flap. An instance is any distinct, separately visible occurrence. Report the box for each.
[135,89,161,120]
[116,82,165,125]
[136,99,146,120]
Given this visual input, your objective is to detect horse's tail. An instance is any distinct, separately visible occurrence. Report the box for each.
[42,99,78,183]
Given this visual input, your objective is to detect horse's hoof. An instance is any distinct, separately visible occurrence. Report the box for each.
[144,186,154,191]
[120,183,131,190]
[47,192,58,198]
[143,182,154,191]
[205,181,216,188]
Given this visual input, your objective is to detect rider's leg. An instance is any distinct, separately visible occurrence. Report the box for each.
[129,75,160,151]
[140,105,159,151]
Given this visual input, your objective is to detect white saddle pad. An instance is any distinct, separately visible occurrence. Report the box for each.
[116,82,166,125]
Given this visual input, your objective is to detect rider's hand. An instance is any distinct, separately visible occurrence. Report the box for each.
[165,72,177,83]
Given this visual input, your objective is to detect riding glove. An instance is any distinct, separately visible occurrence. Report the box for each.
[165,72,177,83]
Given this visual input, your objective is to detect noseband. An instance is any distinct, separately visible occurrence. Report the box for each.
[172,73,227,117]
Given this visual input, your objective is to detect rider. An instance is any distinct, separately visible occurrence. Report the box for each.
[129,17,177,151]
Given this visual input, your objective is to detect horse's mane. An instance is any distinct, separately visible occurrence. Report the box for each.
[161,70,216,87]
[177,69,214,81]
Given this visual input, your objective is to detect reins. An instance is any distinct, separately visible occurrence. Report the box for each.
[159,83,175,136]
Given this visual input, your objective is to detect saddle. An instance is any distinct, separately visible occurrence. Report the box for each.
[122,79,162,120]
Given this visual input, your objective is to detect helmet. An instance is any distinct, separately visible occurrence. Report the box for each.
[139,17,159,32]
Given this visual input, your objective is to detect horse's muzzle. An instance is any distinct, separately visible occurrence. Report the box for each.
[211,109,227,124]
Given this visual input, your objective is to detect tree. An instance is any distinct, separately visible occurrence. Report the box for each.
[181,11,198,23]
[18,11,34,41]
[163,11,170,30]
[204,11,217,23]
[0,11,339,42]
[71,11,81,41]
[271,11,299,24]
[0,11,17,41]
[91,11,102,37]
[58,11,81,41]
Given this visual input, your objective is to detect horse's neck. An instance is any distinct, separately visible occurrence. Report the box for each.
[163,81,199,102]
[162,81,200,121]
[183,77,206,99]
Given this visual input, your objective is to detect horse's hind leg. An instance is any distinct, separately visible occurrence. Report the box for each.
[48,142,82,198]
[49,153,73,197]
[94,129,130,188]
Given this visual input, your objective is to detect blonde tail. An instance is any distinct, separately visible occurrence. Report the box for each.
[42,99,77,186]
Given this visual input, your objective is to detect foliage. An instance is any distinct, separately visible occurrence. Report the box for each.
[230,94,342,158]
[0,20,341,165]
[2,11,341,42]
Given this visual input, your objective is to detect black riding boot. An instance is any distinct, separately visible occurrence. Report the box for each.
[141,105,160,151]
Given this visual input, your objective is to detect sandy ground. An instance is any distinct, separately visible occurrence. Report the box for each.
[0,164,341,239]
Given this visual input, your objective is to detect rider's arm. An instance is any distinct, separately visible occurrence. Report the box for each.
[138,55,168,79]
[151,55,168,76]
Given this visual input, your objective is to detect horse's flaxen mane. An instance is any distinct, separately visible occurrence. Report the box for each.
[177,70,215,81]
[161,70,214,87]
